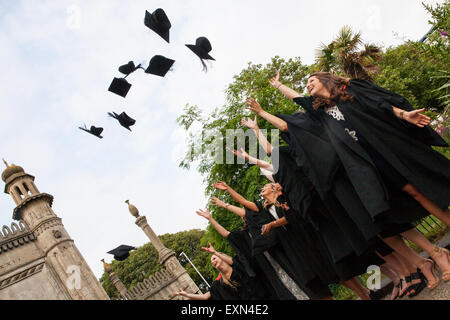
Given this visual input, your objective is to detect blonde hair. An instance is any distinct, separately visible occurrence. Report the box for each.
[263,183,283,209]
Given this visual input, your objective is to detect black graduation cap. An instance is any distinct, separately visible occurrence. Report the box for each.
[108,77,132,98]
[145,55,175,77]
[118,61,138,75]
[78,124,103,139]
[144,8,171,43]
[186,37,215,71]
[108,112,136,131]
[107,245,136,261]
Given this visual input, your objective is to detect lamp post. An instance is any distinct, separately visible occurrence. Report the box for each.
[179,252,210,288]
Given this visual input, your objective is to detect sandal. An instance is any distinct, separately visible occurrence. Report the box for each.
[398,278,408,298]
[407,270,427,298]
[419,258,440,290]
[403,275,416,297]
[431,246,450,282]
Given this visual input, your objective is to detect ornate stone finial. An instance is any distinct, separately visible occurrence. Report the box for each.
[125,200,140,218]
[101,259,112,273]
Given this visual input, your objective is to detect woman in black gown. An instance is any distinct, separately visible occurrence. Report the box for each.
[244,75,450,290]
[195,208,299,300]
[234,117,426,298]
[173,253,256,301]
[210,184,334,300]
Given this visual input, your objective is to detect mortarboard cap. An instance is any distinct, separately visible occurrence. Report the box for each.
[185,37,215,61]
[108,78,132,98]
[118,61,137,75]
[144,8,171,43]
[79,125,103,139]
[108,112,136,131]
[107,245,136,261]
[145,55,175,77]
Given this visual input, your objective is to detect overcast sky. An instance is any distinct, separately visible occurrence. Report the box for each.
[0,0,443,280]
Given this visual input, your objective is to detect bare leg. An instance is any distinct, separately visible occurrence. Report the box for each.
[402,184,450,226]
[341,278,370,300]
[377,252,411,296]
[380,264,401,300]
[381,235,440,289]
[319,296,335,300]
[401,228,450,282]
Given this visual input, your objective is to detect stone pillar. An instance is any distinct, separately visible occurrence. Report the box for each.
[128,203,201,295]
[102,259,128,299]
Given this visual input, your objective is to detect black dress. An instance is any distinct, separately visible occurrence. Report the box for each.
[245,203,332,300]
[342,79,450,211]
[227,229,296,300]
[209,279,240,300]
[271,145,386,282]
[289,95,429,237]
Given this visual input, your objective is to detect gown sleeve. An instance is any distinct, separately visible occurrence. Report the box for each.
[348,79,448,147]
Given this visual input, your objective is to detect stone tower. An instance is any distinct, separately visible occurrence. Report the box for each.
[1,160,109,300]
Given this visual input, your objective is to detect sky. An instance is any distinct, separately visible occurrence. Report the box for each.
[0,0,443,280]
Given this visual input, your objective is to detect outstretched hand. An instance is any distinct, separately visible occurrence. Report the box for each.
[245,98,264,115]
[403,108,431,127]
[196,209,212,221]
[269,71,282,89]
[213,181,229,191]
[173,288,187,297]
[233,148,250,160]
[201,243,217,254]
[241,115,259,130]
[211,196,226,208]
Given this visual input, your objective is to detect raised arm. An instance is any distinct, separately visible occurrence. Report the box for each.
[233,148,274,171]
[173,289,211,300]
[213,181,259,212]
[211,197,246,218]
[246,98,288,132]
[241,116,273,154]
[269,71,302,100]
[196,209,230,238]
[202,243,234,266]
[392,106,431,128]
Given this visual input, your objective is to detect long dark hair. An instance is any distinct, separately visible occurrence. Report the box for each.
[310,72,354,109]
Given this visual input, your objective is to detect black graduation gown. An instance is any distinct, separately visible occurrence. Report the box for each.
[276,111,386,246]
[286,97,427,237]
[227,230,295,300]
[271,145,386,280]
[341,79,450,211]
[209,280,240,300]
[245,204,332,299]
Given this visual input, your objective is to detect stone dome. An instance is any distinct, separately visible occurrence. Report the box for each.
[2,163,25,182]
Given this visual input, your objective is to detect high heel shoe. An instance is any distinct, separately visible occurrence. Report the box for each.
[407,269,427,298]
[431,246,450,282]
[419,258,440,290]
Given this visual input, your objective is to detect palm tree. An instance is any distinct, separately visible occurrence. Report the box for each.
[315,26,383,81]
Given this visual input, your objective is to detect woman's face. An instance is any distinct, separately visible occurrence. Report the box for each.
[307,76,330,98]
[260,183,275,199]
[210,255,222,270]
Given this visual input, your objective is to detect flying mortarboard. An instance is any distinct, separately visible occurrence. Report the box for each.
[78,124,104,139]
[107,245,136,261]
[185,37,215,71]
[118,61,139,75]
[108,78,132,98]
[145,55,175,77]
[144,8,171,43]
[108,112,136,131]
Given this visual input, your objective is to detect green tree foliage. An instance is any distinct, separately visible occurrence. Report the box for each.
[99,229,212,299]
